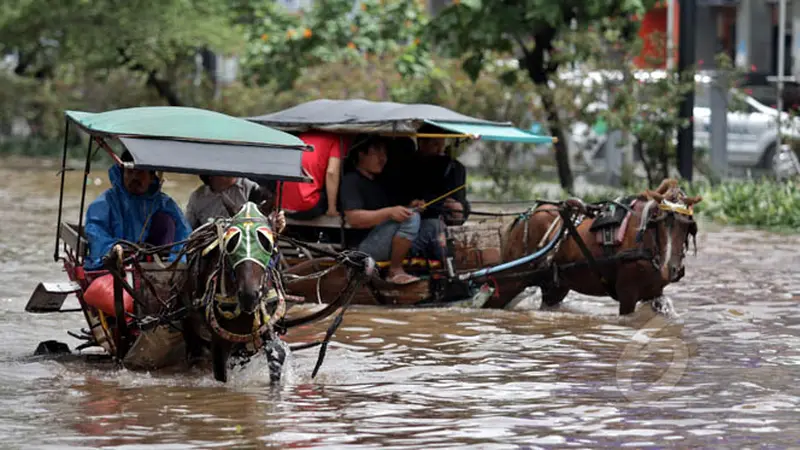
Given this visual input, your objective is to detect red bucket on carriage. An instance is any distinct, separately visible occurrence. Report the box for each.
[82,274,134,319]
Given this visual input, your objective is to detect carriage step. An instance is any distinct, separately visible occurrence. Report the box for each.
[25,281,81,313]
[75,341,100,352]
[67,330,93,341]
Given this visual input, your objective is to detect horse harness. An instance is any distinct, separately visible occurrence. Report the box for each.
[201,267,287,350]
[566,196,697,299]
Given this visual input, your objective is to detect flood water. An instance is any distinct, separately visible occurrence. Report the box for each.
[1,158,799,449]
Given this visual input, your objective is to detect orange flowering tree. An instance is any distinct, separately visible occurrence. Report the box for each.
[236,0,431,89]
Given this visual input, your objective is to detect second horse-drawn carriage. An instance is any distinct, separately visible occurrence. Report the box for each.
[247,99,702,315]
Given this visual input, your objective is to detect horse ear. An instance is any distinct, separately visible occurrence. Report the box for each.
[654,178,678,194]
[684,195,703,205]
[256,200,272,217]
[643,190,665,202]
[248,182,276,207]
[247,185,264,204]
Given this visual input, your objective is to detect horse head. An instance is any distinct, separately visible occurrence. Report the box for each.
[217,200,277,316]
[638,178,703,284]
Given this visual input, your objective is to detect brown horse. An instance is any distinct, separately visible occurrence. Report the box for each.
[492,178,702,315]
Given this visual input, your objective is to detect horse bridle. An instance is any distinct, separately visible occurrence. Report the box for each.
[201,213,285,346]
[637,198,697,273]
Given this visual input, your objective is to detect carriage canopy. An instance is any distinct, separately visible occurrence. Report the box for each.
[66,107,314,182]
[246,99,555,144]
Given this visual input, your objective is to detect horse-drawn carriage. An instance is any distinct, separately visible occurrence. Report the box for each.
[25,106,375,382]
[247,99,702,315]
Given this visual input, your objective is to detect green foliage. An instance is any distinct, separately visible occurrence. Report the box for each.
[0,0,240,77]
[0,67,162,142]
[429,0,650,80]
[238,0,431,88]
[690,180,800,230]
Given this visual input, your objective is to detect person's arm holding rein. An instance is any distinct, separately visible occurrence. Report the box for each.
[345,206,412,229]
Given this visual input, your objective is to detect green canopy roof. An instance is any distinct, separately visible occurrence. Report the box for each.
[65,107,312,182]
[66,107,306,147]
[425,120,555,144]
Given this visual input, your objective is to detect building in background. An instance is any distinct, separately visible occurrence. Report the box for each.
[634,0,800,79]
[634,0,738,69]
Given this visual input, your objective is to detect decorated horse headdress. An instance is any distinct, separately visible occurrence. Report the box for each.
[219,202,276,270]
[636,178,703,253]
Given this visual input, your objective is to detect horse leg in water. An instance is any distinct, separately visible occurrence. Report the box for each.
[540,283,569,310]
[211,337,233,382]
[182,310,211,366]
[264,339,287,384]
[616,282,640,316]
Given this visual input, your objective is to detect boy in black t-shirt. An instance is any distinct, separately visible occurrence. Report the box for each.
[340,135,444,285]
[415,128,470,225]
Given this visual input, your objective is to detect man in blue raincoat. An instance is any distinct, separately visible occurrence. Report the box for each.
[83,151,191,270]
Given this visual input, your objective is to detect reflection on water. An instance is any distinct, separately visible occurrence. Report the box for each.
[1,160,800,449]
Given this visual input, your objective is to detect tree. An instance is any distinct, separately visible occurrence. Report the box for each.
[237,0,432,89]
[552,23,692,186]
[0,0,241,105]
[429,0,657,193]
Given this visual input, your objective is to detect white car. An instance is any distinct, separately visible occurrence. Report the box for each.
[693,83,800,168]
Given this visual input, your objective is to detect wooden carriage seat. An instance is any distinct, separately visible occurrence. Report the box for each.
[286,215,351,229]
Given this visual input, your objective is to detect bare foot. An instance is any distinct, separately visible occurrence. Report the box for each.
[386,271,420,285]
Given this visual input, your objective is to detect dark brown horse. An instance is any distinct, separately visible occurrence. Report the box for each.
[493,178,702,315]
[180,201,287,383]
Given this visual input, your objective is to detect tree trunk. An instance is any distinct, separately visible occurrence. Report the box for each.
[659,131,669,181]
[146,71,184,106]
[540,93,574,193]
[521,30,575,194]
[635,138,655,187]
[117,48,185,106]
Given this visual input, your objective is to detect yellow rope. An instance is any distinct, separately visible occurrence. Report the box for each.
[418,184,466,210]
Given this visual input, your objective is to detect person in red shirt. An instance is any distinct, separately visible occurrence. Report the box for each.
[280,131,351,220]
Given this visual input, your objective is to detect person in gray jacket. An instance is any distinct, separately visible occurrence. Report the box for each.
[185,176,285,232]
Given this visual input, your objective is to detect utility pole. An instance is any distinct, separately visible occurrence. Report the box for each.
[676,0,696,181]
[768,0,792,148]
[777,0,788,141]
[766,0,795,178]
[666,0,675,71]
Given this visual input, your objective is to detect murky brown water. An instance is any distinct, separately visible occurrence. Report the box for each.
[1,158,800,449]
